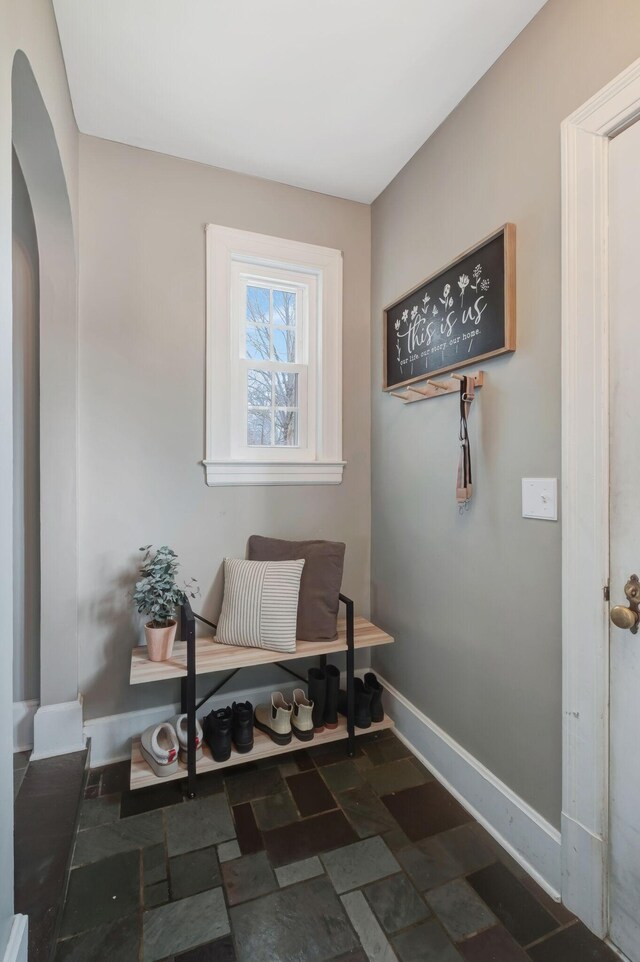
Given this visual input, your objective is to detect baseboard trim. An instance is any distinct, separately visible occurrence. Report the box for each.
[560,811,607,935]
[31,697,86,760]
[13,699,38,752]
[2,915,28,962]
[376,672,562,898]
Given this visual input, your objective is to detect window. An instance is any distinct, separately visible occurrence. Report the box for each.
[204,225,344,485]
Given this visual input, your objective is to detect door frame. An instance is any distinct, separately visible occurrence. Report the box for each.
[561,56,640,938]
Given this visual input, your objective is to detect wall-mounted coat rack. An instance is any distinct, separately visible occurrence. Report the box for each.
[389,371,484,404]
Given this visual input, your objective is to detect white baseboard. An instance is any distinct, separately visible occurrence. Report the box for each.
[31,696,86,760]
[376,672,562,898]
[2,915,27,962]
[13,700,38,752]
[84,680,301,767]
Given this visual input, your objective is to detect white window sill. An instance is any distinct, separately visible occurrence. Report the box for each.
[203,460,345,486]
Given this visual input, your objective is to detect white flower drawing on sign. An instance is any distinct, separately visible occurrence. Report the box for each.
[458,274,469,305]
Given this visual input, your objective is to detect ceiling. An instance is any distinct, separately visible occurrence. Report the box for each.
[53,0,547,203]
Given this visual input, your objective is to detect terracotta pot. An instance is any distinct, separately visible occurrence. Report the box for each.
[144,619,177,662]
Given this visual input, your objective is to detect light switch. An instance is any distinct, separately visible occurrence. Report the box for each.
[522,478,558,521]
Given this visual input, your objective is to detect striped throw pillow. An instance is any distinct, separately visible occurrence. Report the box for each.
[216,558,305,653]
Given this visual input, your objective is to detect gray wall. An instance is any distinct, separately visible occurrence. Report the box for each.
[12,147,40,705]
[371,0,640,829]
[77,135,371,719]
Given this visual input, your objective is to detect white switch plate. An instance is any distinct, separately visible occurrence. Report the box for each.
[522,478,558,521]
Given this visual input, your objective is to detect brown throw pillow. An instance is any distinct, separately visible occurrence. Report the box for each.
[247,535,346,642]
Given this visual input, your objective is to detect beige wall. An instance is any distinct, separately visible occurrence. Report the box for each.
[0,0,79,949]
[77,135,371,719]
[12,148,40,705]
[370,0,640,829]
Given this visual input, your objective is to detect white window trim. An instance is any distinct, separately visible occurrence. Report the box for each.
[204,224,344,486]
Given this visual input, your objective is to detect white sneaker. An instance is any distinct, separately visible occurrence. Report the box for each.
[140,722,180,777]
[167,714,204,763]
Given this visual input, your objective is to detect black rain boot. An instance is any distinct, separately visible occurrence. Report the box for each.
[232,701,254,754]
[324,664,340,730]
[364,672,384,723]
[337,678,373,729]
[203,706,232,762]
[308,667,327,732]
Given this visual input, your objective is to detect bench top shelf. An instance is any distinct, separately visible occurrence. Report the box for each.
[130,615,394,686]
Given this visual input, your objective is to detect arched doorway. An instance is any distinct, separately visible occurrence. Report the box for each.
[11,51,81,758]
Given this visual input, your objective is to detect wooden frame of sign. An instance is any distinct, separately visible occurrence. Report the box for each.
[383,223,516,391]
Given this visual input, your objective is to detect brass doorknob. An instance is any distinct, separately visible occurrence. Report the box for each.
[610,574,640,633]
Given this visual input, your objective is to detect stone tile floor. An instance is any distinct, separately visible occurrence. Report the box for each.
[13,749,31,798]
[53,731,619,962]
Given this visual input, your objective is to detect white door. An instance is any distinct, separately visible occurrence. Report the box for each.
[609,117,640,962]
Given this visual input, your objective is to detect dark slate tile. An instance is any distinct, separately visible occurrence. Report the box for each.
[383,826,412,852]
[78,794,121,831]
[340,783,399,838]
[165,795,235,857]
[120,781,185,817]
[286,769,336,817]
[528,922,619,962]
[263,808,358,867]
[398,840,462,892]
[170,845,221,900]
[364,757,429,796]
[363,736,412,767]
[308,741,364,767]
[364,872,430,933]
[320,759,366,794]
[232,802,264,855]
[252,791,299,830]
[98,761,131,795]
[426,879,497,942]
[86,768,102,788]
[520,876,575,925]
[221,851,278,906]
[321,836,400,893]
[59,850,140,937]
[143,842,168,885]
[83,784,100,800]
[224,766,285,805]
[434,825,496,876]
[175,935,236,961]
[193,770,226,797]
[15,750,87,962]
[340,889,398,961]
[382,781,473,842]
[72,810,164,866]
[392,918,463,961]
[460,925,530,961]
[330,952,368,962]
[467,862,557,947]
[143,887,230,962]
[54,914,140,962]
[292,749,315,771]
[145,881,170,908]
[230,876,358,962]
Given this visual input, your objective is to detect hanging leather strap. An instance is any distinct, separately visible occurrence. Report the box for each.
[456,375,475,505]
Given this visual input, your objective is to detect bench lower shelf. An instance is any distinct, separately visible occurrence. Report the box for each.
[130,716,394,791]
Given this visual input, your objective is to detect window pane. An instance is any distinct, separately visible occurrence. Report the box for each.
[274,410,298,446]
[246,324,270,360]
[248,369,272,407]
[247,286,269,324]
[273,289,296,327]
[247,409,272,446]
[274,371,298,407]
[272,327,296,362]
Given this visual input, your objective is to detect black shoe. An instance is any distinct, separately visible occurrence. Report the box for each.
[324,665,340,730]
[203,707,232,762]
[232,701,254,753]
[308,667,327,732]
[337,678,373,729]
[364,672,384,723]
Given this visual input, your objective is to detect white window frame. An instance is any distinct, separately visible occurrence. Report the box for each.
[204,224,344,485]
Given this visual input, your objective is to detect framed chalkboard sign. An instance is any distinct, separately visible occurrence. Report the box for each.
[383,224,515,390]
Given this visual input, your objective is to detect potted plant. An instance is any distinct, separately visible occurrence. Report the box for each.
[133,545,198,662]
